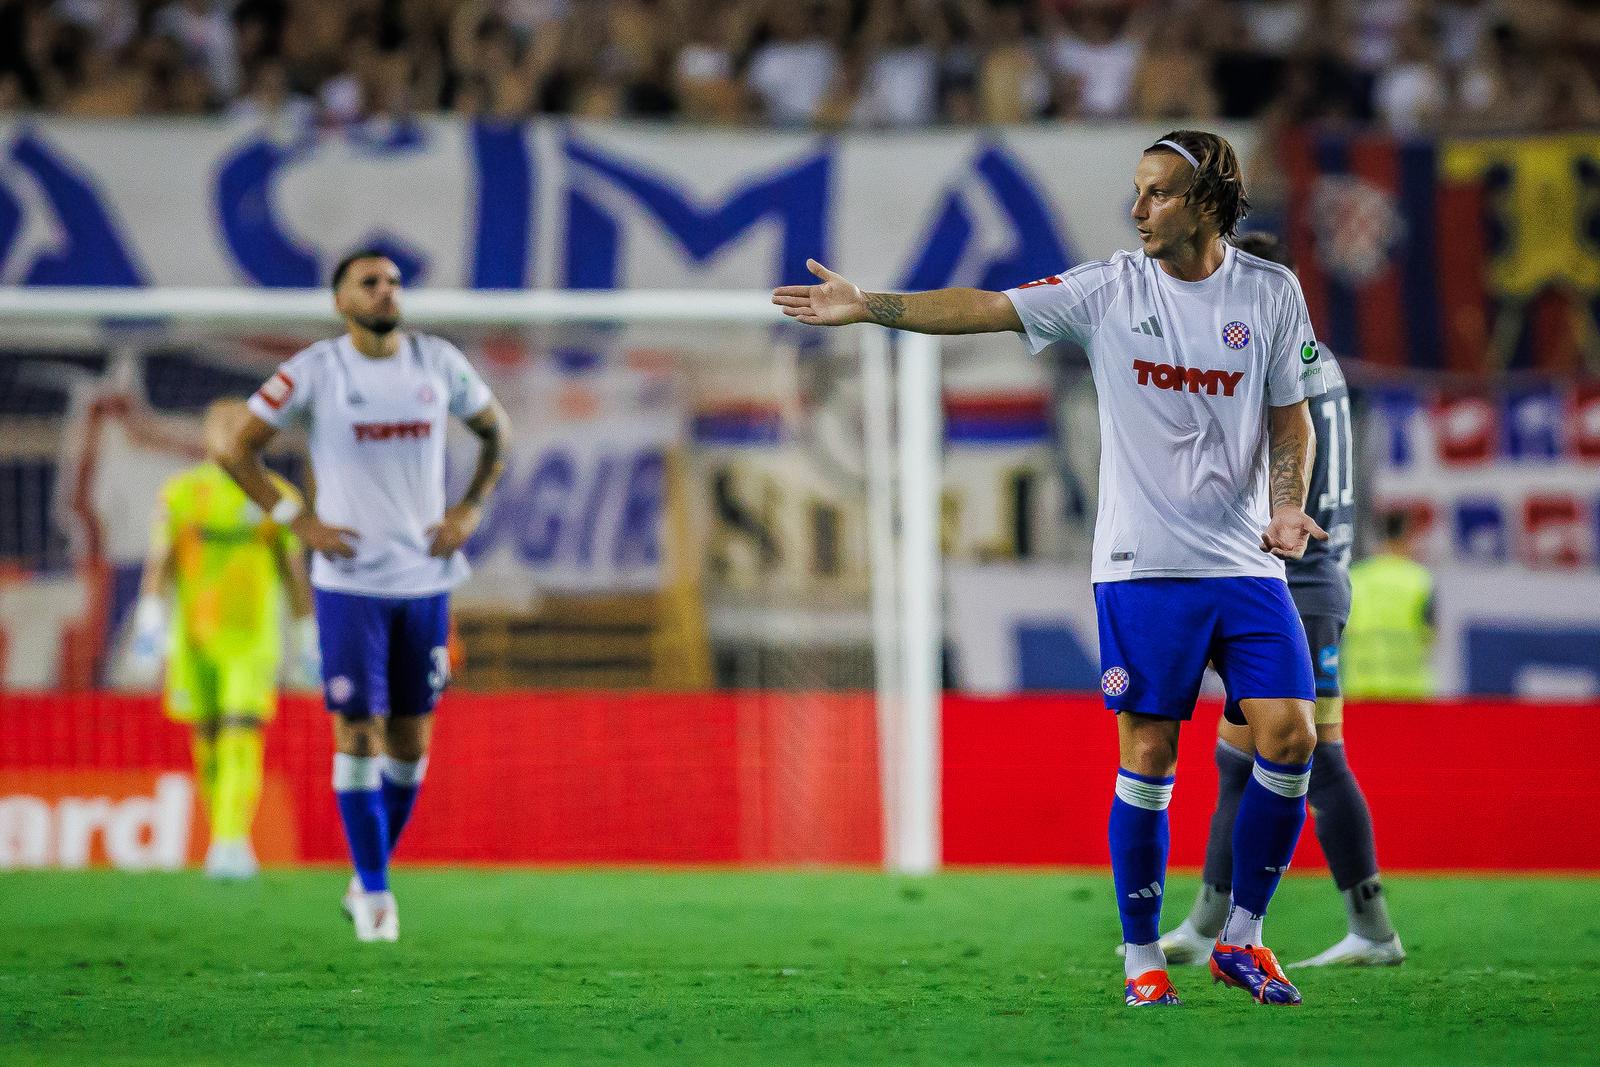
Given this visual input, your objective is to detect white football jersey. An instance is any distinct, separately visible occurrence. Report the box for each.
[1005,244,1327,584]
[247,333,494,597]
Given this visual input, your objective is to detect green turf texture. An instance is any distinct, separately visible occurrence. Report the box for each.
[2,869,1596,1065]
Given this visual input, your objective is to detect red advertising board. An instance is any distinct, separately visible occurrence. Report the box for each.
[1,691,1594,871]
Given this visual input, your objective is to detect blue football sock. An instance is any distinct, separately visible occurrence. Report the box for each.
[1228,754,1312,926]
[333,754,390,893]
[380,755,428,855]
[1109,768,1175,949]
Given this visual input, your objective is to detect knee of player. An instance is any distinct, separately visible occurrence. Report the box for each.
[1258,714,1316,765]
[335,715,382,756]
[1123,733,1179,777]
[383,717,431,762]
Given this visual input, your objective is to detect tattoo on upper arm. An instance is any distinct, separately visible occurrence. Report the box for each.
[864,292,905,326]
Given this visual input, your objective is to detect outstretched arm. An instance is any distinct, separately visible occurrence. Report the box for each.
[1260,400,1328,560]
[772,259,1023,334]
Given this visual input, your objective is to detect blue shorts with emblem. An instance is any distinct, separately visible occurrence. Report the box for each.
[1094,577,1315,720]
[314,588,451,718]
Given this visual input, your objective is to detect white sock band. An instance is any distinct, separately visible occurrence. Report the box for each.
[332,753,381,792]
[1115,771,1174,811]
[1253,759,1311,799]
[380,755,429,787]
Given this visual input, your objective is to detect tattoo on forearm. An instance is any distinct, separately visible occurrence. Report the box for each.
[864,292,905,326]
[1269,428,1308,511]
[462,424,505,506]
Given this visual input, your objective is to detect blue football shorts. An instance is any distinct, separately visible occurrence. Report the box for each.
[1222,613,1344,725]
[1094,576,1316,720]
[314,588,451,718]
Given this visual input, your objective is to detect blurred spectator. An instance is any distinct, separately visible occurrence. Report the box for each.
[1372,12,1448,132]
[674,3,748,122]
[53,0,137,52]
[745,0,842,126]
[1434,0,1489,67]
[60,40,151,116]
[1457,18,1600,131]
[0,0,1593,127]
[1048,1,1142,119]
[1237,0,1308,57]
[975,1,1048,123]
[154,0,241,99]
[849,0,942,127]
[1129,15,1217,120]
[228,58,318,128]
[1349,0,1408,71]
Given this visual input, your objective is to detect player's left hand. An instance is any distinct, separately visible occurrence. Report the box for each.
[1260,506,1328,560]
[428,501,484,557]
[292,615,322,691]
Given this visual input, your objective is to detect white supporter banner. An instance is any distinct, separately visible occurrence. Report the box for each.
[0,118,1253,292]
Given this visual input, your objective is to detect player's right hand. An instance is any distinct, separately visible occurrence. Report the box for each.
[771,259,867,326]
[290,513,359,558]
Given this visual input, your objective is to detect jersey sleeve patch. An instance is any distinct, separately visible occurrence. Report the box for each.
[256,371,294,410]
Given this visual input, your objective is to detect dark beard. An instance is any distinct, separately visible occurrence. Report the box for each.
[355,314,401,335]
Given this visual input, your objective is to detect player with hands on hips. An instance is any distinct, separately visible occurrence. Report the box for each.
[214,249,510,943]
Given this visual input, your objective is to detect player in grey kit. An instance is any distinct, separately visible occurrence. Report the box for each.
[1159,233,1405,967]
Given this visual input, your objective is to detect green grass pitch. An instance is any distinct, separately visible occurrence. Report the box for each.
[3,869,1597,1065]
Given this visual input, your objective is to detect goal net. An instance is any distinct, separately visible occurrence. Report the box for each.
[0,288,941,873]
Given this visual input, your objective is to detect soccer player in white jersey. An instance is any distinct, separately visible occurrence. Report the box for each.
[1157,233,1405,970]
[215,250,509,942]
[774,130,1327,1006]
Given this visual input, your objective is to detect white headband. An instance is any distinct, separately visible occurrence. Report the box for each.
[1157,139,1200,171]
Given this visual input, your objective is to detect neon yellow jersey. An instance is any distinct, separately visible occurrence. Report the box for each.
[157,463,299,661]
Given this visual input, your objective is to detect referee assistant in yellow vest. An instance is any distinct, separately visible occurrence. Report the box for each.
[1343,509,1436,699]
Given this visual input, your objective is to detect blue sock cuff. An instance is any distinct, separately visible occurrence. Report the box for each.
[1253,754,1312,776]
[1117,768,1176,786]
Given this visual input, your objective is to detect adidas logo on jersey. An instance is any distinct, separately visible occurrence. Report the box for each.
[1132,359,1245,397]
[1132,315,1163,337]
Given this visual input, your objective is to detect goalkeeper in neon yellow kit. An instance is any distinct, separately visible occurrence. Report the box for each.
[126,399,319,879]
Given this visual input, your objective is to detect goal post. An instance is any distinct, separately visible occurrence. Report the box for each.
[0,286,944,874]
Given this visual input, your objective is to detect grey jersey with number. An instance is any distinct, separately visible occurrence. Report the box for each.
[1289,353,1353,620]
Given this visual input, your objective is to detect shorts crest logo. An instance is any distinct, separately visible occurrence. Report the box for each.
[1101,666,1130,697]
[1222,321,1251,349]
[327,675,355,704]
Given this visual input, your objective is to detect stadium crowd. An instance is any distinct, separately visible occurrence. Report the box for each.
[1,0,1597,130]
